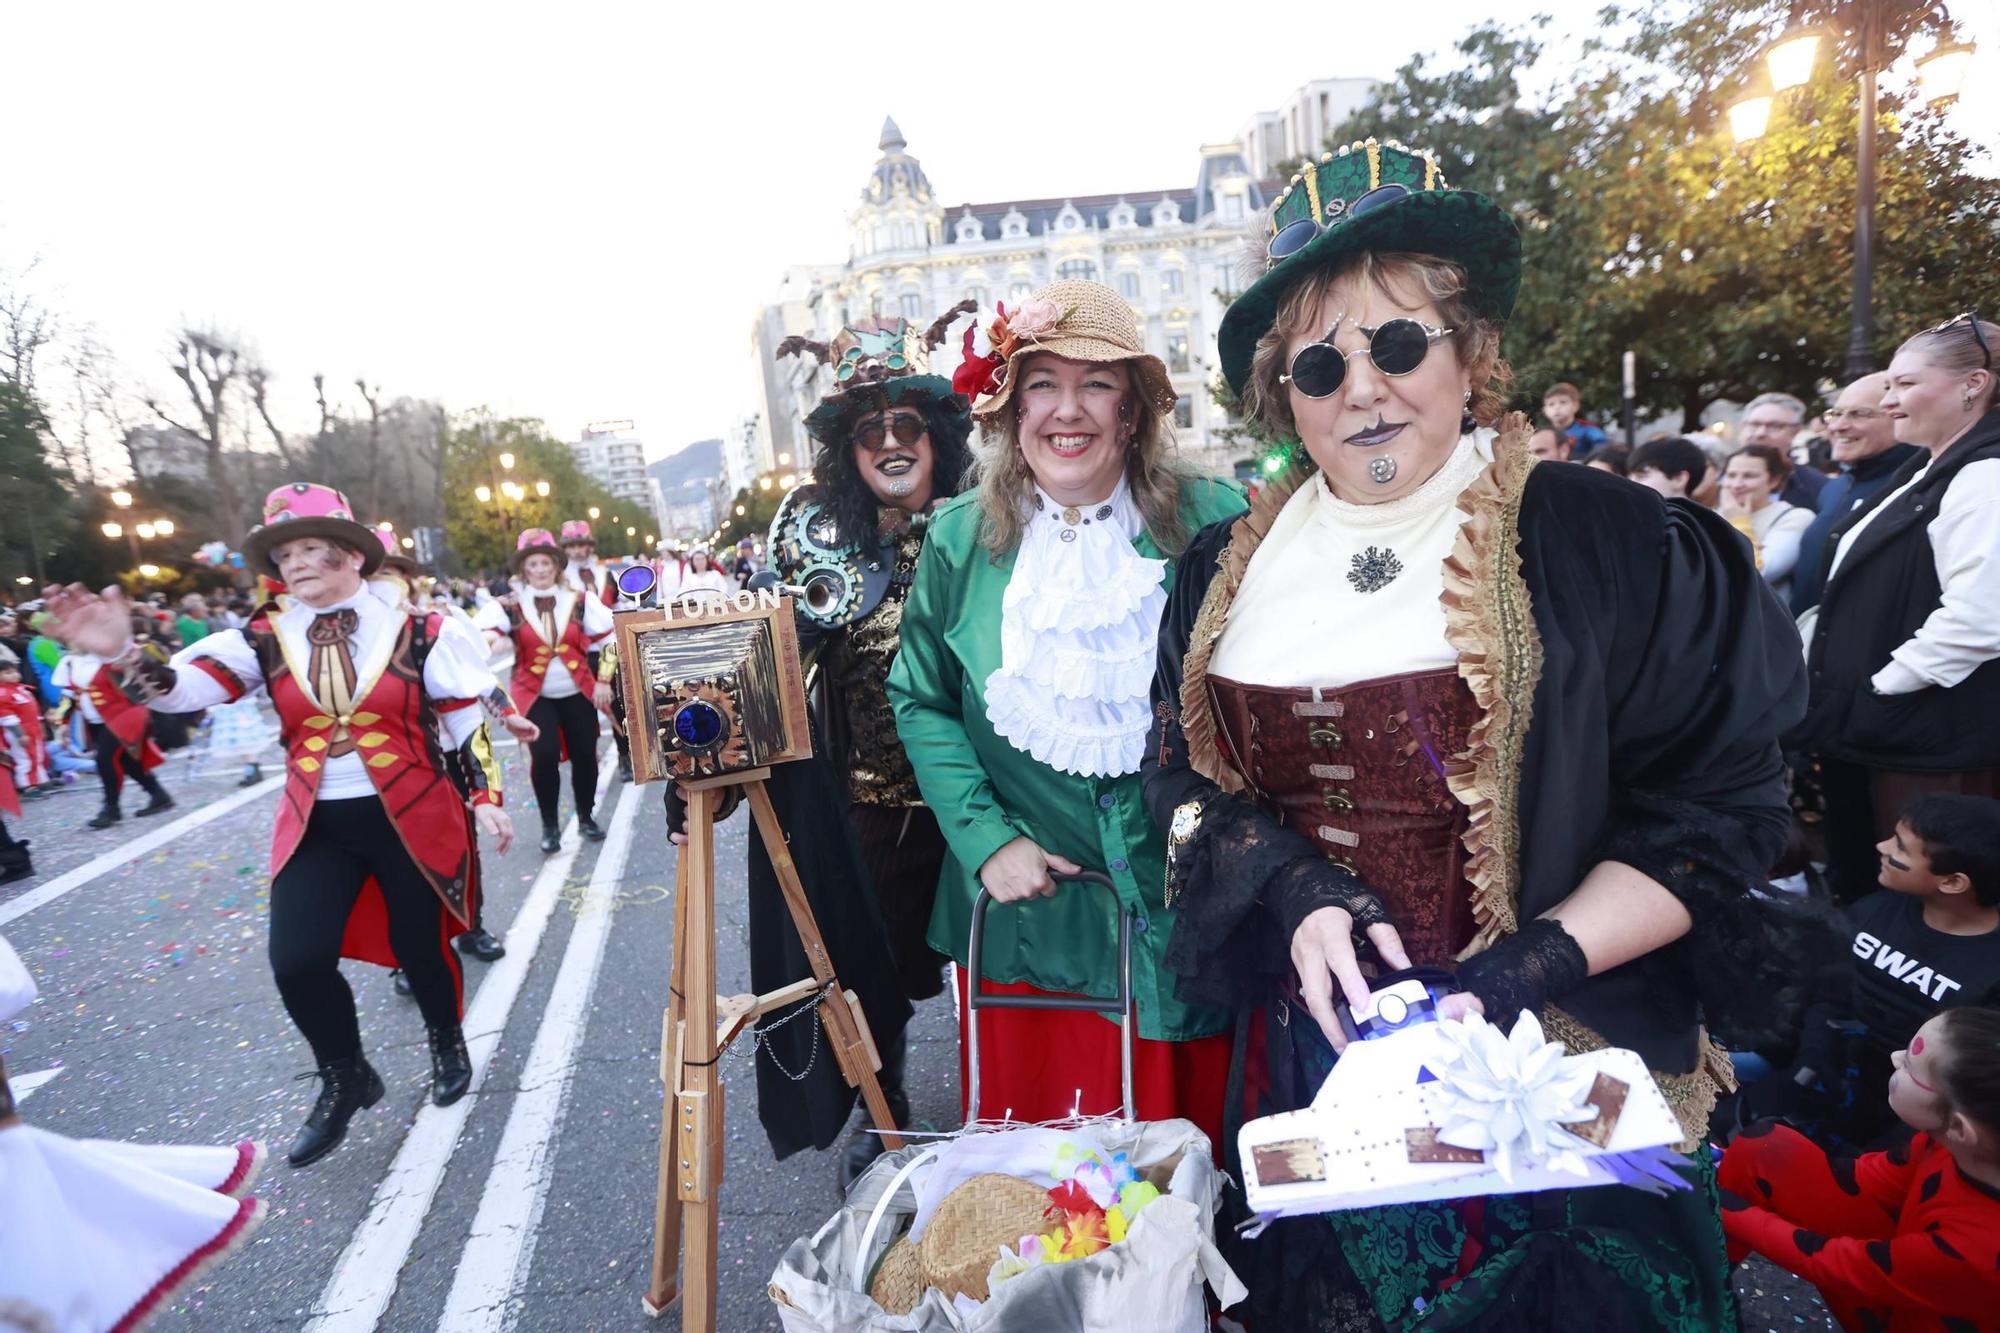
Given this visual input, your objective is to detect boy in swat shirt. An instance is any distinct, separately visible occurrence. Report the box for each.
[1838,795,2000,1141]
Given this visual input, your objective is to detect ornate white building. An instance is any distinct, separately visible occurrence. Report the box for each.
[756,111,1332,478]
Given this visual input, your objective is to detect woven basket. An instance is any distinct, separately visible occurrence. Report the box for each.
[915,1173,1053,1304]
[867,1235,923,1315]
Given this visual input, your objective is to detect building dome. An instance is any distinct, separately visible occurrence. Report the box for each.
[862,114,933,206]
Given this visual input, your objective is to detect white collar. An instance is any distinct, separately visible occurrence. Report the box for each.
[283,586,379,620]
[1312,432,1486,532]
[1026,475,1144,543]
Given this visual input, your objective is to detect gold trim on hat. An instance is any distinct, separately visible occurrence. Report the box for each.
[1366,138,1382,190]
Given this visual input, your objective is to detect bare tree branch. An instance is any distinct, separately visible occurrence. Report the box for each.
[245,364,302,470]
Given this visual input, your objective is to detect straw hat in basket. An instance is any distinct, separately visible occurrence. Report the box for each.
[960,279,1177,421]
[866,1235,923,1315]
[915,1173,1054,1303]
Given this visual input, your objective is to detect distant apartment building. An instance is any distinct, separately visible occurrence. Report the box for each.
[570,421,651,511]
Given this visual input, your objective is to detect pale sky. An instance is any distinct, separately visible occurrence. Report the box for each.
[5,1,1994,470]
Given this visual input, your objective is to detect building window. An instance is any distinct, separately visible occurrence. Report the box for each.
[965,284,989,307]
[1056,259,1097,282]
[1173,400,1194,430]
[1221,193,1244,223]
[1167,332,1191,374]
[1216,265,1241,299]
[1162,267,1184,296]
[1117,271,1140,301]
[901,291,922,320]
[1009,280,1033,303]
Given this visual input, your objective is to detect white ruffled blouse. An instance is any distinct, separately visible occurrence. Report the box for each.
[983,478,1167,778]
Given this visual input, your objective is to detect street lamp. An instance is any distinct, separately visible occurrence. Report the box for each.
[498,452,515,470]
[101,522,123,539]
[110,490,132,509]
[154,519,174,536]
[1731,4,1977,377]
[588,506,601,520]
[734,504,746,516]
[475,484,493,503]
[136,522,156,540]
[535,480,550,497]
[1917,37,1975,102]
[138,563,160,578]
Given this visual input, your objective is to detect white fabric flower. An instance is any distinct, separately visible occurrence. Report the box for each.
[1430,1011,1601,1183]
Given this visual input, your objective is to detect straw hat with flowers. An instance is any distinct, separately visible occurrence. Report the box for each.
[957,279,1177,421]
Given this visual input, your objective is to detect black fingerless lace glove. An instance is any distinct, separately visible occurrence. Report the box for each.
[1455,917,1590,1032]
[1265,857,1393,945]
[662,782,741,838]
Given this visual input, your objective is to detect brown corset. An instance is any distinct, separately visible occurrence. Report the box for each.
[1208,666,1480,968]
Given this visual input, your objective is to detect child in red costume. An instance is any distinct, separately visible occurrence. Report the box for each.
[0,649,50,795]
[1720,1006,2000,1331]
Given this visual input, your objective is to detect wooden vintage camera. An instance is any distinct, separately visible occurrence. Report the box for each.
[610,574,812,783]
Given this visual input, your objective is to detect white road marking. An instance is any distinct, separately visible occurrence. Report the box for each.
[304,750,618,1333]
[435,776,643,1332]
[0,774,284,928]
[8,1066,63,1103]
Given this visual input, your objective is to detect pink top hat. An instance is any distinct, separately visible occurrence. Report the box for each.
[559,519,596,547]
[512,527,563,573]
[375,527,421,575]
[242,482,382,575]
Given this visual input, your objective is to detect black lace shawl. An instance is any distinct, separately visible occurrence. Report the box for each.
[1144,461,1835,1073]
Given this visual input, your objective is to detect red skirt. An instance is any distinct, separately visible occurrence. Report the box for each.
[953,966,1231,1155]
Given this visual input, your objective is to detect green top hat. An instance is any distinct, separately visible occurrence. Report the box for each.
[779,300,975,443]
[1218,137,1522,397]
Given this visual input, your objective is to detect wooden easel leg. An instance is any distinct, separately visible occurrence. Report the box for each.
[678,788,723,1332]
[644,840,692,1316]
[744,781,905,1151]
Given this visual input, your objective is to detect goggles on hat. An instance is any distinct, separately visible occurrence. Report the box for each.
[852,412,927,451]
[1266,183,1413,266]
[1280,314,1455,400]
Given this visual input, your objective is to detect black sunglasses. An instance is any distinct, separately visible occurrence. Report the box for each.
[1279,315,1455,399]
[852,412,927,451]
[1933,311,1992,369]
[1266,183,1413,265]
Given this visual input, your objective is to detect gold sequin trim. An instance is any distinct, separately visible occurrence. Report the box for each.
[1440,415,1540,951]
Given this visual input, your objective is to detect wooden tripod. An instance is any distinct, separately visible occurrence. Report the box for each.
[642,769,906,1326]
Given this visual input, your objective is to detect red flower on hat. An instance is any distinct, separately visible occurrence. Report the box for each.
[953,302,1011,401]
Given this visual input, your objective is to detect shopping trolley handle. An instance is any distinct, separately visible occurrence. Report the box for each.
[966,870,1132,1015]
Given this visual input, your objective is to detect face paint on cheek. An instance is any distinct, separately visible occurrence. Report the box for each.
[317,549,348,572]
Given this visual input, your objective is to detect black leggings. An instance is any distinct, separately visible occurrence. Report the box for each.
[87,721,166,806]
[527,692,599,826]
[269,797,464,1063]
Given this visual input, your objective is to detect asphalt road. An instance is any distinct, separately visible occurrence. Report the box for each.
[1,727,1833,1332]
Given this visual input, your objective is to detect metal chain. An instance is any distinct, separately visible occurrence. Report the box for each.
[741,982,837,1083]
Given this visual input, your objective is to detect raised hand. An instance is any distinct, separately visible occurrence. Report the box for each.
[39,583,138,659]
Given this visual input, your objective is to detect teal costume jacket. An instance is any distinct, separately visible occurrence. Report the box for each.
[887,477,1245,1042]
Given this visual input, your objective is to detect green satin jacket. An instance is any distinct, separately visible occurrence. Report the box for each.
[887,477,1246,1042]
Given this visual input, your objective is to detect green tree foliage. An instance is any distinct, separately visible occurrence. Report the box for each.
[440,412,625,573]
[0,380,77,585]
[1329,1,2000,426]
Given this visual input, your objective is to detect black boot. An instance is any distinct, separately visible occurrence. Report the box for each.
[615,735,633,784]
[135,790,175,818]
[87,804,121,830]
[837,1030,911,1192]
[428,1025,473,1106]
[578,814,607,842]
[455,928,506,962]
[391,968,412,997]
[0,838,31,887]
[287,1054,385,1167]
[539,822,561,854]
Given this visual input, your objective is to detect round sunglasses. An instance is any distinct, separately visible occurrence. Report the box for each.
[852,412,928,451]
[1279,315,1455,399]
